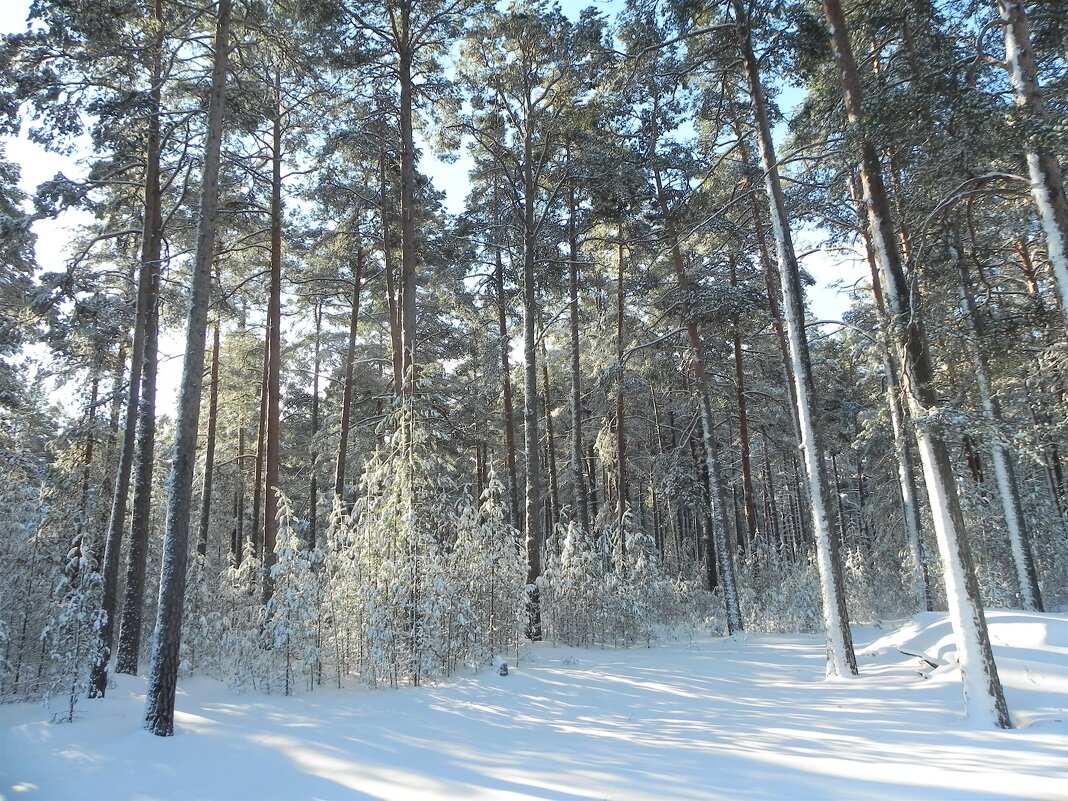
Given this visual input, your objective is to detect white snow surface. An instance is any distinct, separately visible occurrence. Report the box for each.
[3,611,1066,801]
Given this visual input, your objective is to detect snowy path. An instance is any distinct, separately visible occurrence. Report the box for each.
[2,611,1066,801]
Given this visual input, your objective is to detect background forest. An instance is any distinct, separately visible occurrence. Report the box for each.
[0,0,1065,736]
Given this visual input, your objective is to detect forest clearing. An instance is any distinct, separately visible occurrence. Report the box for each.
[2,611,1066,801]
[1,0,1067,796]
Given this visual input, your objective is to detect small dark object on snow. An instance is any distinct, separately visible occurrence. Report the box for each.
[498,662,508,676]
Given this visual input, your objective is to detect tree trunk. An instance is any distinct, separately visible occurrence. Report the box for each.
[614,226,628,567]
[380,150,404,396]
[90,0,165,697]
[263,75,283,599]
[729,255,758,550]
[567,182,589,534]
[233,424,245,563]
[113,227,162,676]
[653,165,743,635]
[196,317,221,559]
[309,300,322,549]
[522,136,544,640]
[251,339,269,557]
[541,357,560,536]
[397,33,417,393]
[851,173,933,611]
[953,236,1043,611]
[143,0,231,737]
[334,248,364,501]
[735,0,856,674]
[1001,0,1068,335]
[821,0,1011,726]
[495,237,520,529]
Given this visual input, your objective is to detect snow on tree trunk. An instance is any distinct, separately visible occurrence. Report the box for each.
[883,347,933,612]
[143,0,231,737]
[820,0,1011,727]
[568,183,589,536]
[1001,0,1068,336]
[736,1,857,675]
[851,175,933,613]
[954,243,1043,611]
[651,162,743,635]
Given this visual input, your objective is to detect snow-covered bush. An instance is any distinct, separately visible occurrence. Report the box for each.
[738,544,823,633]
[446,472,525,671]
[542,511,681,647]
[219,542,269,692]
[41,534,105,723]
[264,492,322,695]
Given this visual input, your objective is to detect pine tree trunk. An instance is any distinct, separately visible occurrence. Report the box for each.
[380,151,404,397]
[398,35,418,392]
[615,227,628,566]
[309,300,322,549]
[522,135,544,640]
[730,255,758,550]
[541,357,560,535]
[495,239,520,529]
[953,238,1043,611]
[233,424,245,563]
[334,249,364,501]
[653,166,743,635]
[251,339,268,557]
[736,1,856,673]
[567,183,589,534]
[1001,0,1068,335]
[196,318,221,559]
[822,0,1011,725]
[90,0,164,695]
[263,76,283,599]
[851,174,933,611]
[114,231,161,676]
[143,0,230,736]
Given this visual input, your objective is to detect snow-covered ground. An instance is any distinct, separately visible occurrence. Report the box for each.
[2,611,1066,801]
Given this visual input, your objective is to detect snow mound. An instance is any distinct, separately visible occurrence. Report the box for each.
[860,610,1068,663]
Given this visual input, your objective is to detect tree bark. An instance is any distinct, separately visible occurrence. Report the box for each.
[195,317,221,559]
[114,227,162,676]
[495,235,520,529]
[309,300,322,549]
[851,174,933,611]
[334,248,364,501]
[821,0,1010,725]
[735,0,856,674]
[953,236,1043,611]
[263,74,284,599]
[397,21,417,393]
[567,182,589,534]
[90,0,165,698]
[653,165,743,635]
[143,0,231,737]
[729,255,757,551]
[522,130,544,640]
[1001,0,1068,335]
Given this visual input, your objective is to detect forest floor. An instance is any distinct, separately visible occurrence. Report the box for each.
[1,610,1065,801]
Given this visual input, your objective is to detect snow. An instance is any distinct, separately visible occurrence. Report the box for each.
[3,611,1066,801]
